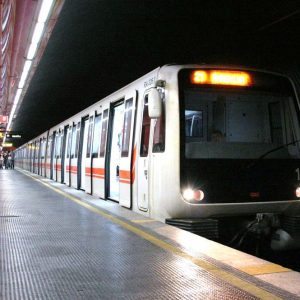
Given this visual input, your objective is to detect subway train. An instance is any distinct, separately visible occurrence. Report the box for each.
[14,64,300,249]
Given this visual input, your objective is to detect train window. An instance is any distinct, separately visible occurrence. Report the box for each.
[60,130,64,158]
[100,109,109,157]
[185,110,203,137]
[75,122,81,158]
[269,102,283,144]
[121,99,133,157]
[38,140,43,159]
[67,127,72,158]
[86,116,94,158]
[153,98,165,152]
[71,126,77,158]
[55,132,61,159]
[34,141,39,165]
[92,114,101,157]
[40,139,46,159]
[183,89,299,159]
[59,130,64,158]
[47,136,52,158]
[140,95,150,157]
[57,133,61,158]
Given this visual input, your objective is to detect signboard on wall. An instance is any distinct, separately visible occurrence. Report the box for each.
[0,115,8,123]
[2,143,13,147]
[6,133,22,139]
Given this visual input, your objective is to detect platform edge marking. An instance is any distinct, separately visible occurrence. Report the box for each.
[21,170,284,300]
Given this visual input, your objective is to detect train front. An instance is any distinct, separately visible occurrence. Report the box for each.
[167,67,300,248]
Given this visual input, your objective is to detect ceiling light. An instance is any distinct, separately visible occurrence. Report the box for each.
[27,43,38,60]
[31,22,45,44]
[18,60,32,89]
[38,0,55,23]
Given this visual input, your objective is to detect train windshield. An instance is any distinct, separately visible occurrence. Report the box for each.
[179,69,300,159]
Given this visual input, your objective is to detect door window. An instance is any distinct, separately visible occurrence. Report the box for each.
[92,114,101,157]
[100,109,109,157]
[86,116,94,158]
[140,95,150,157]
[153,98,165,152]
[121,99,133,157]
[75,122,81,158]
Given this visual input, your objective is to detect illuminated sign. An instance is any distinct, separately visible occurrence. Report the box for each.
[6,134,22,139]
[0,115,8,123]
[2,143,13,147]
[191,70,251,86]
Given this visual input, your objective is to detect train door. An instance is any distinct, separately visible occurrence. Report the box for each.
[137,93,151,211]
[37,139,42,175]
[25,144,33,173]
[31,143,34,172]
[43,137,47,177]
[56,130,63,182]
[78,117,89,190]
[53,131,59,181]
[40,138,46,176]
[32,142,36,172]
[50,132,56,180]
[33,141,38,174]
[106,101,125,201]
[64,126,72,185]
[30,143,34,172]
[39,139,44,175]
[119,93,137,208]
[90,112,102,196]
[70,122,80,188]
[97,108,109,198]
[84,116,94,194]
[46,135,52,178]
[61,126,68,183]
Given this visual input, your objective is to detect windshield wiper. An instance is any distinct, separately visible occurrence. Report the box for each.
[246,139,300,169]
[257,139,300,160]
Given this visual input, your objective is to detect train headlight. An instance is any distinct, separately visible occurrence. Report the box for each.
[296,187,300,198]
[182,188,205,202]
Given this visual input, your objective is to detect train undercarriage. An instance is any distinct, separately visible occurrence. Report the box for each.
[166,213,300,252]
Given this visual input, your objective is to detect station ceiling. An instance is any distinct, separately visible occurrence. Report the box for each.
[7,0,300,146]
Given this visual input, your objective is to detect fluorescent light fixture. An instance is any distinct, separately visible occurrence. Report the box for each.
[5,0,56,142]
[10,104,17,118]
[2,3,12,31]
[31,22,45,44]
[18,60,32,89]
[5,89,23,138]
[38,0,55,23]
[1,63,7,78]
[1,31,10,53]
[14,88,22,106]
[27,43,38,60]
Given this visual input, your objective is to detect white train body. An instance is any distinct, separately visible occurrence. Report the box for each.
[15,64,300,231]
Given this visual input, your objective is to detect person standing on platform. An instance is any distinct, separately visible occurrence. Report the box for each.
[3,152,8,169]
[0,154,3,169]
[7,153,12,169]
[11,152,15,169]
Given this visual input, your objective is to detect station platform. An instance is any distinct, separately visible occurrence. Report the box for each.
[1,169,300,299]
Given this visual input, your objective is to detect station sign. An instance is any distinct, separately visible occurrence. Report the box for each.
[2,143,13,147]
[6,133,22,139]
[0,115,8,123]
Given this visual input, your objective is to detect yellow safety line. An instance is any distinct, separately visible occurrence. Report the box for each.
[21,170,283,300]
[131,219,157,223]
[239,264,290,275]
